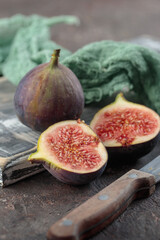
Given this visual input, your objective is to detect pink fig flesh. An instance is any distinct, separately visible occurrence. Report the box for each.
[28,120,108,185]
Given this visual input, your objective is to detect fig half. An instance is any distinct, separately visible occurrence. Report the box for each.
[28,120,108,185]
[90,93,160,159]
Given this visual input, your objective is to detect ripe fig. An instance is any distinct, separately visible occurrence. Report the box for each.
[28,119,108,185]
[90,93,160,159]
[14,49,84,132]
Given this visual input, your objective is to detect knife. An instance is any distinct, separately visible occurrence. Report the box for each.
[47,155,160,240]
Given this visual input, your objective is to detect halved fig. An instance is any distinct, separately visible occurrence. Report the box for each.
[28,120,108,185]
[90,93,160,159]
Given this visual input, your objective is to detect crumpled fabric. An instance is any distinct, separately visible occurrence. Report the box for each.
[1,15,160,114]
[62,40,160,114]
[0,14,79,85]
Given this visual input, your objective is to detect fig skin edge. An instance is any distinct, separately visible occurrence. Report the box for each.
[28,120,108,185]
[14,49,84,132]
[90,93,160,160]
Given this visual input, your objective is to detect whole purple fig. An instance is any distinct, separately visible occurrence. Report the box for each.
[14,49,84,132]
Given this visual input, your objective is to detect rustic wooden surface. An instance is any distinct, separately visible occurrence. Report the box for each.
[1,0,160,239]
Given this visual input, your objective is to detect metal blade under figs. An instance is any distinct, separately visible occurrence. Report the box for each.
[140,155,160,183]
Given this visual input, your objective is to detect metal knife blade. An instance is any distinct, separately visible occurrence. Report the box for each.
[140,155,160,183]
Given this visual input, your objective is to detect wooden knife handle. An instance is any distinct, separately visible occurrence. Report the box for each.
[47,169,155,240]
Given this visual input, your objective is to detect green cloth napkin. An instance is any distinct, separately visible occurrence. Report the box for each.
[1,15,160,115]
[0,14,79,85]
[63,40,160,114]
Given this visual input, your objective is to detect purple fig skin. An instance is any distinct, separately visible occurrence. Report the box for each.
[107,133,160,162]
[42,162,107,185]
[14,50,84,132]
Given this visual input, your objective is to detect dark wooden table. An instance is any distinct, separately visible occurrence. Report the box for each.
[1,0,160,239]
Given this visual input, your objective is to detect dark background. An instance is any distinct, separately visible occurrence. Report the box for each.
[1,0,160,51]
[1,0,160,240]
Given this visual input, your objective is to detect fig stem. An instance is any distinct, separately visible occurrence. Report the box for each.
[50,49,61,68]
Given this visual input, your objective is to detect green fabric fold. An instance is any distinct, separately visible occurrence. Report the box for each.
[1,15,160,115]
[62,40,160,114]
[0,14,79,84]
